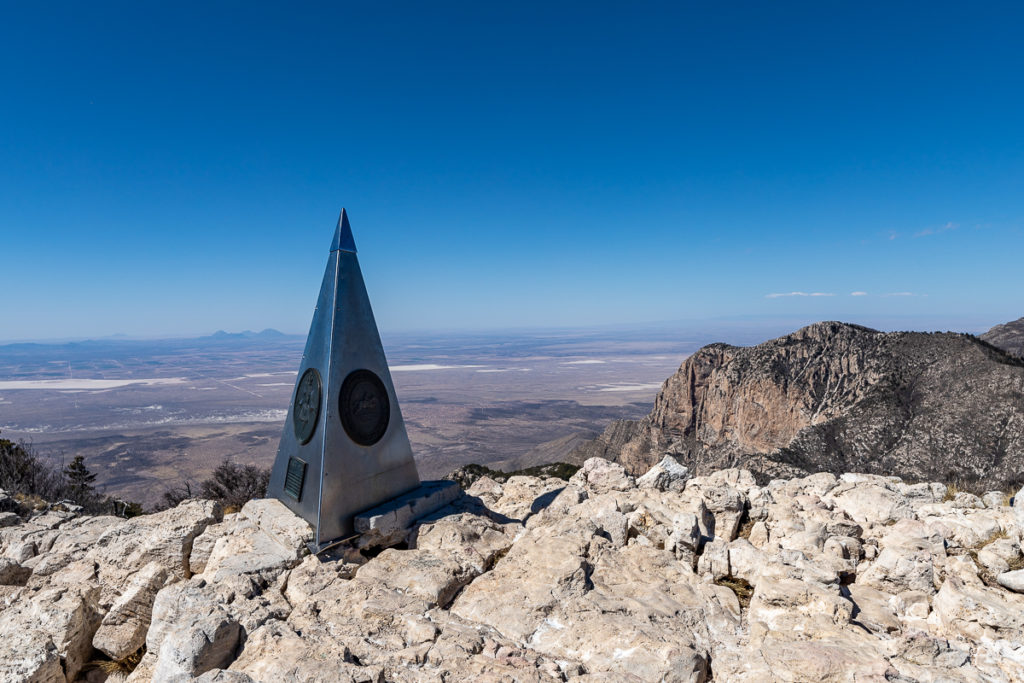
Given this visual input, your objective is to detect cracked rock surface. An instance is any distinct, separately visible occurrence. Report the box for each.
[2,460,1024,682]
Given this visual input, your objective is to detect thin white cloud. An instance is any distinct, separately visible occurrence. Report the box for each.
[764,292,835,299]
[850,291,868,296]
[914,222,958,238]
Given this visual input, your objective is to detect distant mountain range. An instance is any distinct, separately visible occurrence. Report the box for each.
[572,319,1024,491]
[201,329,292,342]
[981,315,1024,358]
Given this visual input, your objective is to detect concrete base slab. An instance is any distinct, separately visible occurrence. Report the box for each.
[353,480,462,549]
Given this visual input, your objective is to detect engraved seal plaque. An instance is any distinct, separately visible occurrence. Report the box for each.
[339,369,390,446]
[292,368,322,445]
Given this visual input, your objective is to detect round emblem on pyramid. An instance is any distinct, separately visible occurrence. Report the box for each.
[292,368,322,445]
[339,369,390,446]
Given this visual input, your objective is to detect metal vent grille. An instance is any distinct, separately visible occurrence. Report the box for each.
[284,457,307,501]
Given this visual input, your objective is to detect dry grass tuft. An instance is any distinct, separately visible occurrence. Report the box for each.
[943,484,960,503]
[736,516,756,541]
[91,646,146,676]
[716,576,754,609]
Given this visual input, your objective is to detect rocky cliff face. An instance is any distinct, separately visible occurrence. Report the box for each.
[572,321,1024,490]
[982,315,1024,358]
[2,458,1024,682]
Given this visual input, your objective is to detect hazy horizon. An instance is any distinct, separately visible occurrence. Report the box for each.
[0,311,1007,347]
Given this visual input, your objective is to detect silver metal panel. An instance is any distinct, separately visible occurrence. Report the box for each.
[268,209,421,546]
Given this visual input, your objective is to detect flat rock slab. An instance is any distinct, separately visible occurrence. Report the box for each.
[353,481,462,549]
[997,569,1024,593]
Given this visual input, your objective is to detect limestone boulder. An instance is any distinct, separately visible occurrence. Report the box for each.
[0,628,64,683]
[636,455,690,492]
[889,589,931,631]
[92,561,168,659]
[194,671,258,683]
[149,574,289,651]
[229,620,381,682]
[917,506,1008,549]
[355,548,475,608]
[194,499,311,585]
[974,639,1024,682]
[883,632,978,682]
[748,575,853,637]
[489,475,566,523]
[726,537,762,584]
[622,487,715,547]
[0,582,102,681]
[452,505,739,681]
[858,519,943,595]
[568,457,635,496]
[124,652,159,682]
[824,479,915,525]
[950,491,985,509]
[522,543,738,681]
[692,480,746,541]
[464,475,503,506]
[201,519,302,584]
[859,545,936,595]
[282,553,360,605]
[747,520,769,548]
[978,536,1020,575]
[930,574,1024,642]
[666,512,701,567]
[88,499,221,601]
[189,518,233,576]
[151,610,241,681]
[410,511,515,574]
[697,538,729,580]
[46,514,123,557]
[284,576,436,669]
[449,522,593,643]
[703,467,759,494]
[0,557,31,586]
[714,633,891,682]
[239,499,312,551]
[767,471,838,500]
[896,481,947,509]
[982,490,1008,509]
[846,583,900,635]
[997,568,1024,593]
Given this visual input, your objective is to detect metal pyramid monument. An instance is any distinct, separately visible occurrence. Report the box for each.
[268,209,420,547]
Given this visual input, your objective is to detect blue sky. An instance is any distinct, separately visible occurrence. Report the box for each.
[1,2,1021,341]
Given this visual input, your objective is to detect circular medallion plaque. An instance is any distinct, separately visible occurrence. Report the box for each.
[339,369,390,446]
[292,368,322,445]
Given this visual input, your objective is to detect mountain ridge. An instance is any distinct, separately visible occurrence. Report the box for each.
[571,320,1024,491]
[982,315,1024,358]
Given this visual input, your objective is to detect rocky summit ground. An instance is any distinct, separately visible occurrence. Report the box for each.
[3,456,1024,682]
